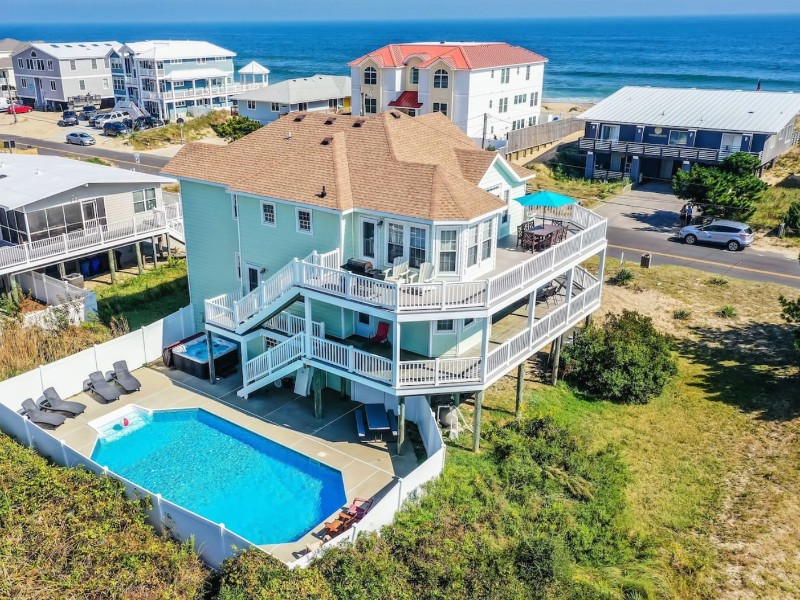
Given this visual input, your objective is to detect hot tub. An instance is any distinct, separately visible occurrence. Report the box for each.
[171,336,238,380]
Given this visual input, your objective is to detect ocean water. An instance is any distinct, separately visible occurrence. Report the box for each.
[4,16,800,101]
[91,408,347,545]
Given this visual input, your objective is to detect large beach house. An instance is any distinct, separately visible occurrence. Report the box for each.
[578,87,800,181]
[12,41,121,110]
[113,41,270,120]
[349,42,547,141]
[163,110,607,449]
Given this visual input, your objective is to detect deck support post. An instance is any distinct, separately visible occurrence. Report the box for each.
[551,335,563,385]
[312,369,323,420]
[165,233,172,257]
[472,391,484,452]
[397,396,406,455]
[151,236,158,266]
[339,376,347,401]
[8,273,19,302]
[206,331,216,384]
[528,289,537,328]
[515,362,525,420]
[57,262,66,279]
[453,392,461,407]
[107,249,117,283]
[135,242,144,275]
[584,314,593,328]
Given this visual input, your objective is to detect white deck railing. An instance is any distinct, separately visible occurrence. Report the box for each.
[0,208,183,276]
[243,334,304,386]
[264,311,324,338]
[579,137,762,163]
[204,205,606,331]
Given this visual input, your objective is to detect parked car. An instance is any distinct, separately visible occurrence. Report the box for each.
[103,121,131,137]
[93,111,128,129]
[133,115,165,130]
[60,110,79,126]
[6,103,33,114]
[81,105,98,121]
[679,219,754,251]
[66,132,96,146]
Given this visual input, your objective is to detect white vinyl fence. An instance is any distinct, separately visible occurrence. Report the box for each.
[17,271,98,329]
[288,394,446,569]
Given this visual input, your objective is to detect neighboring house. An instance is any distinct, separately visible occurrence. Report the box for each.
[233,74,351,124]
[578,86,800,181]
[0,38,23,96]
[0,154,182,293]
[115,41,269,120]
[349,42,547,141]
[163,111,607,449]
[12,41,121,109]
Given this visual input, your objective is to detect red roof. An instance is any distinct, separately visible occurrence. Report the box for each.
[388,91,423,109]
[349,42,548,70]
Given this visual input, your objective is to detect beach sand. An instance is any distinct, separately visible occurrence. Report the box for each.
[540,100,595,116]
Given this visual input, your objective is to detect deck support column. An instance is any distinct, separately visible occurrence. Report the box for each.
[165,232,172,257]
[8,273,19,302]
[134,242,144,275]
[551,335,563,385]
[528,289,537,329]
[453,392,461,407]
[598,248,607,284]
[515,362,525,420]
[339,376,347,401]
[397,396,406,455]
[107,249,117,283]
[312,368,323,420]
[206,331,216,384]
[584,314,593,328]
[472,390,484,452]
[151,236,158,266]
[57,262,66,279]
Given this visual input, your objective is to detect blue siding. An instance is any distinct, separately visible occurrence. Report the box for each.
[694,130,723,149]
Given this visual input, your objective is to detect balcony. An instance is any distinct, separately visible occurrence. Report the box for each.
[0,205,183,277]
[579,137,762,163]
[151,82,266,102]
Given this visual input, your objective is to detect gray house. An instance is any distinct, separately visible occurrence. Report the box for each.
[12,41,121,110]
[578,87,800,182]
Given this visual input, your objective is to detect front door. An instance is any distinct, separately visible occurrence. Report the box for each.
[720,133,742,155]
[246,264,262,292]
[355,312,373,337]
[361,219,377,263]
[81,199,100,229]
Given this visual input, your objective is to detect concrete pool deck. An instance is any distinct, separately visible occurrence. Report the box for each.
[53,363,420,563]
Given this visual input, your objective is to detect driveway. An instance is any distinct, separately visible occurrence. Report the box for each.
[596,182,800,287]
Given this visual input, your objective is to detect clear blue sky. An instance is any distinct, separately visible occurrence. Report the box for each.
[5,0,800,22]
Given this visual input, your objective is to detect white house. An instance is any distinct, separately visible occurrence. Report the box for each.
[0,154,182,293]
[349,42,547,142]
[114,41,270,120]
[233,74,351,124]
[0,38,22,96]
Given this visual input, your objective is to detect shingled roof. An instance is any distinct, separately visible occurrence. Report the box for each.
[163,111,531,221]
[349,42,548,70]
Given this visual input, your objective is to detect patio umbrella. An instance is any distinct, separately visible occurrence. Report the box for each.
[515,190,577,226]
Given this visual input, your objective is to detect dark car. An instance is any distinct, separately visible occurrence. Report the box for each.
[133,115,165,131]
[103,121,131,137]
[81,105,98,121]
[60,110,79,126]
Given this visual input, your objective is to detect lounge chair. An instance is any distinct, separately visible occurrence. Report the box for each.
[385,257,409,282]
[324,511,356,537]
[39,387,86,417]
[408,262,435,284]
[111,360,142,393]
[369,321,390,344]
[346,497,375,520]
[21,398,67,429]
[87,371,121,403]
[355,408,367,439]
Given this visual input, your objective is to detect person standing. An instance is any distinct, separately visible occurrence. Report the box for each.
[686,203,693,225]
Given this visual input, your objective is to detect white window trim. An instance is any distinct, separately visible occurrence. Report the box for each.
[434,319,455,334]
[296,207,313,235]
[436,227,459,274]
[360,217,378,260]
[385,220,429,268]
[261,200,276,226]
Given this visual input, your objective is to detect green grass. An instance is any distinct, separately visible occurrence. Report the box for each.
[95,258,189,329]
[526,163,629,204]
[749,186,800,232]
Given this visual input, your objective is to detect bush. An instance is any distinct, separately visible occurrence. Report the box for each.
[785,200,800,231]
[608,268,635,286]
[717,305,737,319]
[706,277,729,286]
[561,310,677,404]
[212,116,263,142]
[217,549,333,599]
[673,309,691,320]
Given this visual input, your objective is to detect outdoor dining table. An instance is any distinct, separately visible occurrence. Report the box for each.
[364,403,391,434]
[520,223,565,252]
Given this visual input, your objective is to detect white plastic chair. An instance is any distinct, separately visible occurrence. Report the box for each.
[385,258,409,282]
[408,262,435,283]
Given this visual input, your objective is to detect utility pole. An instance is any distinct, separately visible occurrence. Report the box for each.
[481,112,488,149]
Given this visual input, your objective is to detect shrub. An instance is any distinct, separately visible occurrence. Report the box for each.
[717,305,737,319]
[673,309,691,320]
[212,116,263,141]
[561,310,677,404]
[785,200,800,231]
[706,277,729,286]
[217,549,334,599]
[608,268,635,286]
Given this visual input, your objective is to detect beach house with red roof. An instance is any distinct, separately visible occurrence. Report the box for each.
[349,42,547,142]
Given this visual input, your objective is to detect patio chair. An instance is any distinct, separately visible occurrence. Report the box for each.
[86,371,121,403]
[355,408,367,439]
[346,496,375,520]
[38,387,86,417]
[385,257,409,282]
[536,284,557,307]
[111,360,142,393]
[21,398,67,430]
[369,321,390,344]
[324,511,357,537]
[408,262,435,284]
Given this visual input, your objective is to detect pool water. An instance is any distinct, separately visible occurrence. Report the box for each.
[91,409,346,545]
[174,338,236,362]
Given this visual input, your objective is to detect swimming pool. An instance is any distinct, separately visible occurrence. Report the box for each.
[91,408,346,545]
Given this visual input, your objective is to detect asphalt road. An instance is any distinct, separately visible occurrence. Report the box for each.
[598,183,800,288]
[0,133,169,175]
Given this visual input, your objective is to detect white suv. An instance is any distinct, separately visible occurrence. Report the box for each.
[679,219,754,251]
[93,111,128,129]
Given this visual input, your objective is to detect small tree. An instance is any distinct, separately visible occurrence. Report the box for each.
[672,152,767,221]
[561,310,677,404]
[785,200,800,232]
[211,115,263,142]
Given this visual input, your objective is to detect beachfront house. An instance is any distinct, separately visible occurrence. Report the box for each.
[0,38,23,95]
[114,41,270,120]
[163,110,607,450]
[0,154,182,294]
[349,42,547,142]
[12,41,121,110]
[578,87,800,182]
[233,74,351,124]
